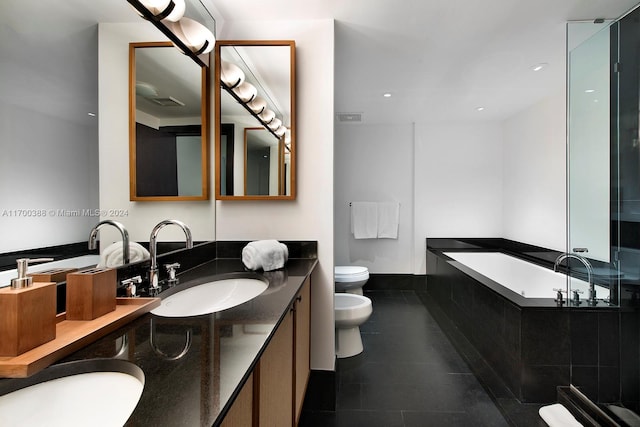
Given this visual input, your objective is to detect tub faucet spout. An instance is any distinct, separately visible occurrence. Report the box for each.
[553,253,595,306]
[149,220,193,292]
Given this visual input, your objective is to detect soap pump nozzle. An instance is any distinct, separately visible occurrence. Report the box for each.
[11,258,54,289]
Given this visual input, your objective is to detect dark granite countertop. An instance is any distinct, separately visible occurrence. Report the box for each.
[0,256,317,427]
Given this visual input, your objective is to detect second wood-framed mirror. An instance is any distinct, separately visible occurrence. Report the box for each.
[215,40,296,200]
[129,41,210,201]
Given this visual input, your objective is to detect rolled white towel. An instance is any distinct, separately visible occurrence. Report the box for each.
[242,240,289,271]
[98,241,150,268]
[539,403,583,427]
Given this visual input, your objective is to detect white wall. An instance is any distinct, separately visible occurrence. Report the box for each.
[0,19,99,252]
[215,20,335,371]
[502,93,566,252]
[219,113,258,196]
[334,99,567,276]
[269,143,279,196]
[98,23,216,246]
[334,121,505,276]
[414,122,505,273]
[334,124,414,273]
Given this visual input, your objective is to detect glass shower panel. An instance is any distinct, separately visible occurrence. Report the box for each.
[567,22,621,306]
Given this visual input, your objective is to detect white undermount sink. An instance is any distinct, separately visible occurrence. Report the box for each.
[151,274,269,317]
[0,359,144,427]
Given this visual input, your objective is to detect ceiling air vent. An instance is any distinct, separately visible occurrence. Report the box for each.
[151,96,185,107]
[336,112,363,123]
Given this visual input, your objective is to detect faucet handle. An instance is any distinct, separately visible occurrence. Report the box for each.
[121,275,142,297]
[121,275,142,284]
[552,288,566,305]
[165,262,181,273]
[165,263,181,287]
[572,289,583,305]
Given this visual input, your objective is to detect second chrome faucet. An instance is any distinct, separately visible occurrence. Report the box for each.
[148,219,193,293]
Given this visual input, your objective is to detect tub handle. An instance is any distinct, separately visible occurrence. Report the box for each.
[572,289,583,306]
[553,288,566,305]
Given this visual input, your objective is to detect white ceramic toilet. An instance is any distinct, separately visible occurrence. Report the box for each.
[334,266,369,295]
[334,293,372,358]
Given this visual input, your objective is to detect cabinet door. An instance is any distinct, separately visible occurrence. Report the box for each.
[258,309,294,426]
[221,373,253,427]
[294,277,311,424]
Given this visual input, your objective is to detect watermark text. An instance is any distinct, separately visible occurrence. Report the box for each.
[1,209,129,218]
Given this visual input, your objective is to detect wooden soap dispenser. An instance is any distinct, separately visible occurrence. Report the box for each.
[0,258,57,357]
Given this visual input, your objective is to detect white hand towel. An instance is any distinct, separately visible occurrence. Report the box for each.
[538,403,583,427]
[351,202,378,239]
[98,241,150,268]
[377,202,400,238]
[242,240,289,271]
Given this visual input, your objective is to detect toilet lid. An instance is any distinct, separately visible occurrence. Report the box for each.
[335,272,369,283]
[335,266,368,276]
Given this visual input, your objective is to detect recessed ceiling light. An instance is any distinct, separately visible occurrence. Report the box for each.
[87,112,96,117]
[476,107,485,112]
[532,63,548,72]
[383,93,392,98]
[585,89,596,93]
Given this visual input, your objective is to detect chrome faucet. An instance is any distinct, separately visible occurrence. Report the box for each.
[553,253,595,306]
[88,220,130,264]
[149,220,193,292]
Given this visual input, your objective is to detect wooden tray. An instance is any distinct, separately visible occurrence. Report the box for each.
[0,297,160,378]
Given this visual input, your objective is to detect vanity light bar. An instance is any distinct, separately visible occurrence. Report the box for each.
[221,81,284,140]
[134,0,185,22]
[127,0,208,67]
[274,125,287,137]
[166,17,215,56]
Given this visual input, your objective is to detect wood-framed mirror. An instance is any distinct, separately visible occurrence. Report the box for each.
[129,41,210,201]
[215,40,296,200]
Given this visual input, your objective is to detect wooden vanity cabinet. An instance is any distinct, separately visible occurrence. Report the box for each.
[293,277,311,424]
[258,307,295,426]
[221,276,312,427]
[258,275,311,426]
[220,373,253,427]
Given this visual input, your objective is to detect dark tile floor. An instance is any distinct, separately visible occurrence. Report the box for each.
[301,289,545,427]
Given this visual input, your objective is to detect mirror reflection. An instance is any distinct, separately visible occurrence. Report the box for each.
[215,41,296,200]
[244,128,290,196]
[129,42,209,201]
